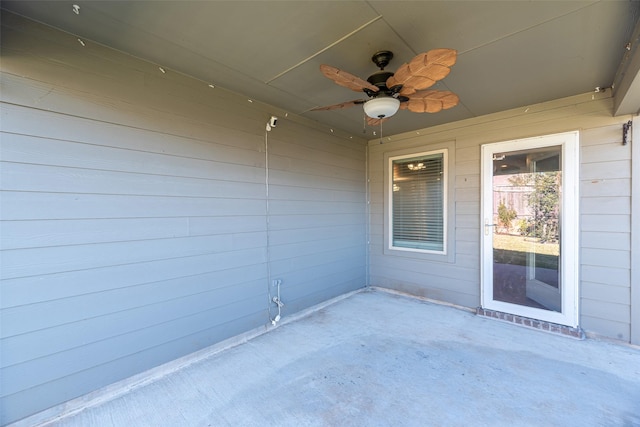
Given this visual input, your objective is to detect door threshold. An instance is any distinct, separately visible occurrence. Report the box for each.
[476,307,584,339]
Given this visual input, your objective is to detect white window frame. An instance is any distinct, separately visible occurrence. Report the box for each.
[387,148,448,256]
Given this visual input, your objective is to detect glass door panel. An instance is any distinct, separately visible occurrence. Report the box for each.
[481,132,579,327]
[491,147,561,311]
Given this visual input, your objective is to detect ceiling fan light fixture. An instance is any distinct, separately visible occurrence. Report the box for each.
[363,97,400,119]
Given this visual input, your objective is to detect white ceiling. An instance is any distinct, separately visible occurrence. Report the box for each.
[2,1,640,137]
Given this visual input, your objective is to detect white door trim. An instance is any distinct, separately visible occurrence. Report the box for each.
[480,131,580,327]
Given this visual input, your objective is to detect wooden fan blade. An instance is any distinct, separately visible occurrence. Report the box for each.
[320,64,380,93]
[400,90,459,113]
[310,99,365,111]
[386,48,457,95]
[366,117,389,127]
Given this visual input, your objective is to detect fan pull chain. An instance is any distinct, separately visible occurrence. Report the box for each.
[363,113,367,133]
[379,119,383,144]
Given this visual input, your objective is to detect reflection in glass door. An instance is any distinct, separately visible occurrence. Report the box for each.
[481,132,579,327]
[492,147,561,311]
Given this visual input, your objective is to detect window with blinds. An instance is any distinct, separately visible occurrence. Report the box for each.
[390,150,446,253]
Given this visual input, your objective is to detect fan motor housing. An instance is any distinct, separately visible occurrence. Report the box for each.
[366,71,394,96]
[367,71,393,88]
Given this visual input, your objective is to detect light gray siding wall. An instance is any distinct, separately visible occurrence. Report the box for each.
[580,125,631,340]
[632,116,640,346]
[0,13,366,425]
[368,93,634,342]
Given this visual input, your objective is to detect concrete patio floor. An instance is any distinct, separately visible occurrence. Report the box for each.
[36,289,640,427]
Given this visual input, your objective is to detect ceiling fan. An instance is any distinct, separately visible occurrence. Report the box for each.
[312,49,459,126]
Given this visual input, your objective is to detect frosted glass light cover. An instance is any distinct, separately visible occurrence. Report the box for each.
[363,97,400,118]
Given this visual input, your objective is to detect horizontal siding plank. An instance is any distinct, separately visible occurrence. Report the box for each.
[269,170,363,192]
[455,227,480,243]
[274,258,365,292]
[188,216,266,236]
[270,139,363,167]
[270,246,365,277]
[581,214,630,233]
[1,130,264,175]
[456,214,480,228]
[580,178,630,198]
[581,143,630,164]
[272,123,365,160]
[1,232,266,279]
[581,248,630,269]
[1,192,266,220]
[581,196,630,215]
[372,280,479,308]
[580,265,630,287]
[581,281,630,305]
[580,160,631,180]
[272,252,365,276]
[455,159,480,175]
[456,241,480,256]
[581,299,630,324]
[580,124,622,147]
[4,275,267,341]
[455,187,480,202]
[267,213,364,231]
[269,156,363,183]
[370,269,478,296]
[1,101,264,157]
[1,218,190,250]
[268,184,364,203]
[456,201,479,215]
[2,251,267,308]
[283,266,364,301]
[455,174,480,188]
[456,253,479,267]
[370,255,478,283]
[283,278,364,314]
[1,162,266,198]
[455,146,480,162]
[0,140,265,184]
[269,237,364,262]
[1,233,267,280]
[268,200,364,216]
[269,225,363,246]
[457,102,619,146]
[581,231,630,251]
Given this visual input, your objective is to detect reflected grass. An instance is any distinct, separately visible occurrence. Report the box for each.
[493,234,559,270]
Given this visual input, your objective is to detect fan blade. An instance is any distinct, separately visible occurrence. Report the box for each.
[320,64,380,93]
[367,117,389,127]
[310,99,365,111]
[400,90,459,113]
[386,48,457,96]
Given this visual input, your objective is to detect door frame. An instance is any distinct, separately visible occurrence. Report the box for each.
[480,131,580,327]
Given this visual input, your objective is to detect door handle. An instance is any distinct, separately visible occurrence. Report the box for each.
[484,219,498,236]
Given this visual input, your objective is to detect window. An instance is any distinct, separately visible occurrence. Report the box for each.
[389,150,447,254]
